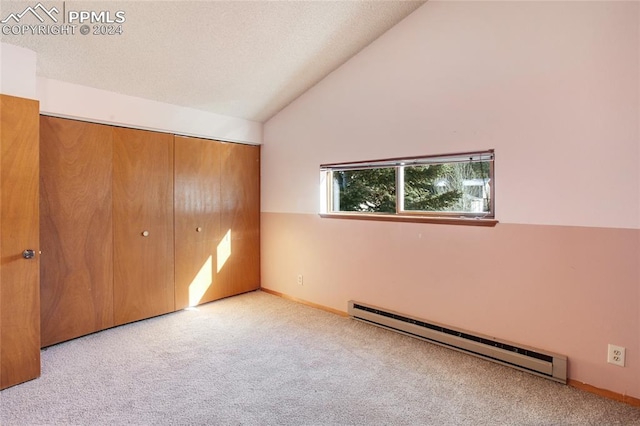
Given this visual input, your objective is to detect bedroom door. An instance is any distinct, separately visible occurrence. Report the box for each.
[0,94,41,390]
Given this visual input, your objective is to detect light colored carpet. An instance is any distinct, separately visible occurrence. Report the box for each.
[1,290,638,425]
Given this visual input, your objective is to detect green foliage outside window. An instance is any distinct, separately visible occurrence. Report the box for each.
[333,168,396,213]
[332,161,491,214]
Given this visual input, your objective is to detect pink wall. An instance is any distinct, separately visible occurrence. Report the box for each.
[262,2,640,398]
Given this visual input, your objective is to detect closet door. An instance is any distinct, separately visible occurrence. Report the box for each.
[221,143,260,295]
[113,128,174,325]
[174,136,224,309]
[39,117,113,347]
[0,95,40,389]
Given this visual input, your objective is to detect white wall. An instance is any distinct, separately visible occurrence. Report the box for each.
[0,43,36,99]
[0,42,262,144]
[37,77,262,144]
[263,1,639,230]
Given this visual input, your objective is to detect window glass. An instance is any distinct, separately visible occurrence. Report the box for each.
[332,168,396,213]
[322,150,494,219]
[402,161,491,214]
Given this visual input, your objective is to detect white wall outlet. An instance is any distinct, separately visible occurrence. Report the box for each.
[297,274,304,285]
[607,344,625,367]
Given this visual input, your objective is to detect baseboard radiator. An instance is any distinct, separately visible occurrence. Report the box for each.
[348,301,567,384]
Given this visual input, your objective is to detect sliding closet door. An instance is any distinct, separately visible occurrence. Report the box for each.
[113,128,174,325]
[39,117,114,347]
[0,95,40,389]
[220,143,260,295]
[174,136,225,309]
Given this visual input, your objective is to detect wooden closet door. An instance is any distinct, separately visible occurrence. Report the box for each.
[113,128,174,325]
[39,117,113,347]
[174,136,224,309]
[0,95,40,389]
[220,143,260,296]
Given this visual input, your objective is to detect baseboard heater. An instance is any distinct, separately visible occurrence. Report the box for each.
[348,301,567,384]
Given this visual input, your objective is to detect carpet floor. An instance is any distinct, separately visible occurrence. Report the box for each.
[1,290,639,425]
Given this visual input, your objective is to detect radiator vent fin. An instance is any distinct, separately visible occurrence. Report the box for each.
[352,304,552,363]
[349,301,567,384]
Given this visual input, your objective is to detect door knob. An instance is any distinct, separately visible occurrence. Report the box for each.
[22,249,35,259]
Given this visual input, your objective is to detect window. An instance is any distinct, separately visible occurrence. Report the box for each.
[320,150,495,225]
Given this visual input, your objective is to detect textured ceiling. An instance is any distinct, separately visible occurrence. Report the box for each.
[1,1,425,122]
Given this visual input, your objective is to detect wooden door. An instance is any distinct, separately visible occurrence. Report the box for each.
[220,143,260,296]
[174,136,224,309]
[113,128,174,325]
[0,95,40,390]
[39,117,113,346]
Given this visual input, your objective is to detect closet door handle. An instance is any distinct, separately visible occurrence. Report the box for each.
[22,249,35,259]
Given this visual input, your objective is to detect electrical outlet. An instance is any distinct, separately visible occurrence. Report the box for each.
[297,274,304,285]
[607,344,625,367]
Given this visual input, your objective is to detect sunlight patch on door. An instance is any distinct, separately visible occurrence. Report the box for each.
[217,229,231,273]
[188,255,213,307]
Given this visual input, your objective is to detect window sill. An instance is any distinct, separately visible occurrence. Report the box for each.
[319,213,498,227]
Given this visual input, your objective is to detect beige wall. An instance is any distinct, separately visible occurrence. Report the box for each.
[262,2,640,398]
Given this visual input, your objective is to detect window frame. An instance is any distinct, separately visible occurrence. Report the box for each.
[320,150,497,227]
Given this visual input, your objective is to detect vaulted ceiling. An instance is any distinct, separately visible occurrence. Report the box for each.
[1,1,425,122]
